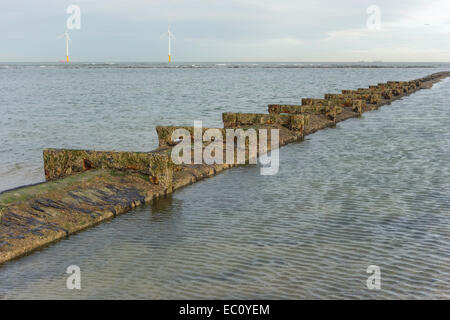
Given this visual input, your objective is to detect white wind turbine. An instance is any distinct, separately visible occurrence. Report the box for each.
[59,30,70,62]
[162,25,176,62]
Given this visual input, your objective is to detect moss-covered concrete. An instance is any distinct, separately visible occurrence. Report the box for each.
[222,112,307,133]
[267,104,343,121]
[156,126,246,148]
[43,149,173,191]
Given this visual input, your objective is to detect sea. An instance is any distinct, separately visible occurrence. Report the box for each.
[0,62,449,299]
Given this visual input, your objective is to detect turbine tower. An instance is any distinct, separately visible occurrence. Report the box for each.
[164,25,176,63]
[60,30,70,62]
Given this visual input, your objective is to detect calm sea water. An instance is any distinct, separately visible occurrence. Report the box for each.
[0,62,449,299]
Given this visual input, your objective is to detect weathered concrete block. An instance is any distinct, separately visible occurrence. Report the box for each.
[267,104,342,121]
[324,93,340,100]
[381,89,393,99]
[383,81,420,94]
[301,98,331,106]
[156,126,228,148]
[288,114,305,131]
[338,79,427,104]
[351,100,363,115]
[369,93,381,104]
[351,93,380,104]
[222,112,279,127]
[156,125,270,147]
[392,88,402,96]
[43,149,173,190]
[222,112,306,134]
[324,95,354,107]
[222,113,237,128]
[387,81,400,85]
[268,105,312,114]
[352,99,366,108]
[354,89,367,94]
[267,104,282,114]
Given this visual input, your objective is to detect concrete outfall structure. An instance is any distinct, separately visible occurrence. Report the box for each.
[0,72,449,264]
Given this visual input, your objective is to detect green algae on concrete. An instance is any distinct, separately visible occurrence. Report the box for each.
[267,104,343,121]
[0,168,170,263]
[222,112,307,132]
[43,149,173,190]
[156,125,295,148]
[156,126,226,148]
[324,92,381,104]
[0,170,107,212]
[301,98,332,106]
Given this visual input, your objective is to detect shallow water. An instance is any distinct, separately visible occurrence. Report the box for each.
[0,63,449,299]
[0,62,448,192]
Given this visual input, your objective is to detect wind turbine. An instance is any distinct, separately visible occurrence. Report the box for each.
[162,25,176,62]
[59,30,70,62]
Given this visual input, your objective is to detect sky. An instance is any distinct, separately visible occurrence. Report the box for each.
[0,0,449,62]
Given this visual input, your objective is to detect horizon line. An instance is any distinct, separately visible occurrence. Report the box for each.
[1,60,450,63]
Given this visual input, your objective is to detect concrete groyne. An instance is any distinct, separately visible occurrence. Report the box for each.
[0,71,449,265]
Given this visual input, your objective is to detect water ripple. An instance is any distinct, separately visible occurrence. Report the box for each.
[0,69,449,299]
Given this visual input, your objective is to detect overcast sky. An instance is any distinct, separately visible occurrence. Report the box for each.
[1,0,449,62]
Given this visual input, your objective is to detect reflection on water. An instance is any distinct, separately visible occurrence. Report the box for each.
[1,78,449,299]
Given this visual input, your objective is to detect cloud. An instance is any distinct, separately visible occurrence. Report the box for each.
[0,0,448,61]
